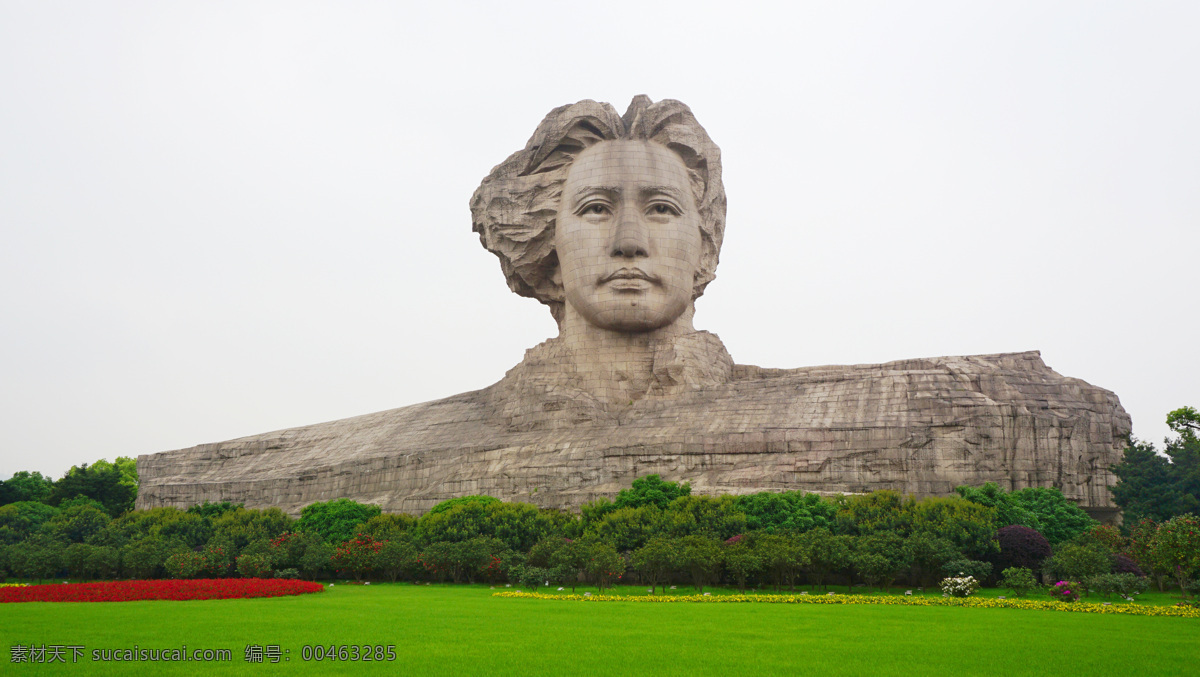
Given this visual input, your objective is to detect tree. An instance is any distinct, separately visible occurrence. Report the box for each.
[298,540,334,581]
[722,539,763,591]
[755,533,806,591]
[955,482,1040,531]
[632,537,678,593]
[549,540,587,591]
[1149,513,1200,596]
[661,495,748,541]
[1127,518,1170,591]
[426,495,501,515]
[906,496,998,559]
[47,462,136,517]
[8,535,65,582]
[583,541,626,591]
[904,532,959,587]
[591,505,663,552]
[209,508,292,554]
[417,501,492,544]
[852,532,912,591]
[1007,487,1096,545]
[186,501,243,519]
[1111,439,1189,523]
[295,499,382,544]
[0,501,60,544]
[613,475,691,510]
[1111,408,1200,523]
[1167,406,1200,439]
[1,471,54,505]
[86,545,120,579]
[734,491,837,533]
[46,504,111,543]
[800,528,851,590]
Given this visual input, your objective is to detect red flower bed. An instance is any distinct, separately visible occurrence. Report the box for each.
[0,579,325,603]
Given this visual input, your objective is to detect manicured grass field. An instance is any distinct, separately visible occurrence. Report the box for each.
[4,583,1197,676]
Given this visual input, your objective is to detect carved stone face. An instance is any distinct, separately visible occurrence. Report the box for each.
[556,140,703,332]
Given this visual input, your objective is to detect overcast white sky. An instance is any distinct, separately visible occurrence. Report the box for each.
[1,1,1197,481]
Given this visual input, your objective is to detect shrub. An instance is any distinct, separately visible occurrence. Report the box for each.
[200,544,231,577]
[164,551,208,579]
[1084,572,1148,598]
[994,525,1052,571]
[275,568,300,579]
[614,475,691,510]
[1045,543,1112,592]
[122,537,184,580]
[940,575,980,597]
[941,559,992,583]
[1049,580,1080,602]
[295,499,381,545]
[236,553,273,578]
[999,566,1039,597]
[331,534,382,581]
[518,565,547,591]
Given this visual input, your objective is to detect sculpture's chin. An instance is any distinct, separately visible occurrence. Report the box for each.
[572,298,688,333]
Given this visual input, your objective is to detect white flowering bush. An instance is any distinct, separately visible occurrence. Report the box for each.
[940,575,981,598]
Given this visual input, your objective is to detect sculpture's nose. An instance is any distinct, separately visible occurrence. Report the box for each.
[611,207,649,258]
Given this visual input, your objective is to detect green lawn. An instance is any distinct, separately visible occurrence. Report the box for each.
[4,583,1197,676]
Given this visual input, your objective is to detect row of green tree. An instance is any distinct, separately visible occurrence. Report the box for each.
[0,457,137,517]
[9,473,1195,593]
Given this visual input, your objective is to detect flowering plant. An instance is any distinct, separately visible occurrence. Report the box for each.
[1049,581,1080,602]
[940,575,981,598]
[332,534,382,580]
[0,579,323,603]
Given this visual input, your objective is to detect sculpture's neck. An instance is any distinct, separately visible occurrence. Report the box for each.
[557,304,697,404]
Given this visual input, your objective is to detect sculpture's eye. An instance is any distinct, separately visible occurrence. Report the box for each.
[582,203,610,216]
[649,203,680,216]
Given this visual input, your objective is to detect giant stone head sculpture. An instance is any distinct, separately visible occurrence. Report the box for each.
[471,96,726,331]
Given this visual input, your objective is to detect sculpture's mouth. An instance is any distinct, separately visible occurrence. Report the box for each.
[600,267,660,285]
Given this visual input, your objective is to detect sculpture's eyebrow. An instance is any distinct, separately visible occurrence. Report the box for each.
[640,186,685,201]
[569,185,619,205]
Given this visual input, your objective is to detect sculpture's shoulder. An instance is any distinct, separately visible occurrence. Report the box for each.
[137,388,496,480]
[724,349,1129,432]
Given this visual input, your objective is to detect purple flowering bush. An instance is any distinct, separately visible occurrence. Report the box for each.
[1048,580,1080,602]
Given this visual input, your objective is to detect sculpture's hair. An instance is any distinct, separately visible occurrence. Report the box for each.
[470,95,726,325]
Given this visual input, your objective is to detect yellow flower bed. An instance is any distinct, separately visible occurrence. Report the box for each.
[493,591,1200,618]
[0,583,29,589]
